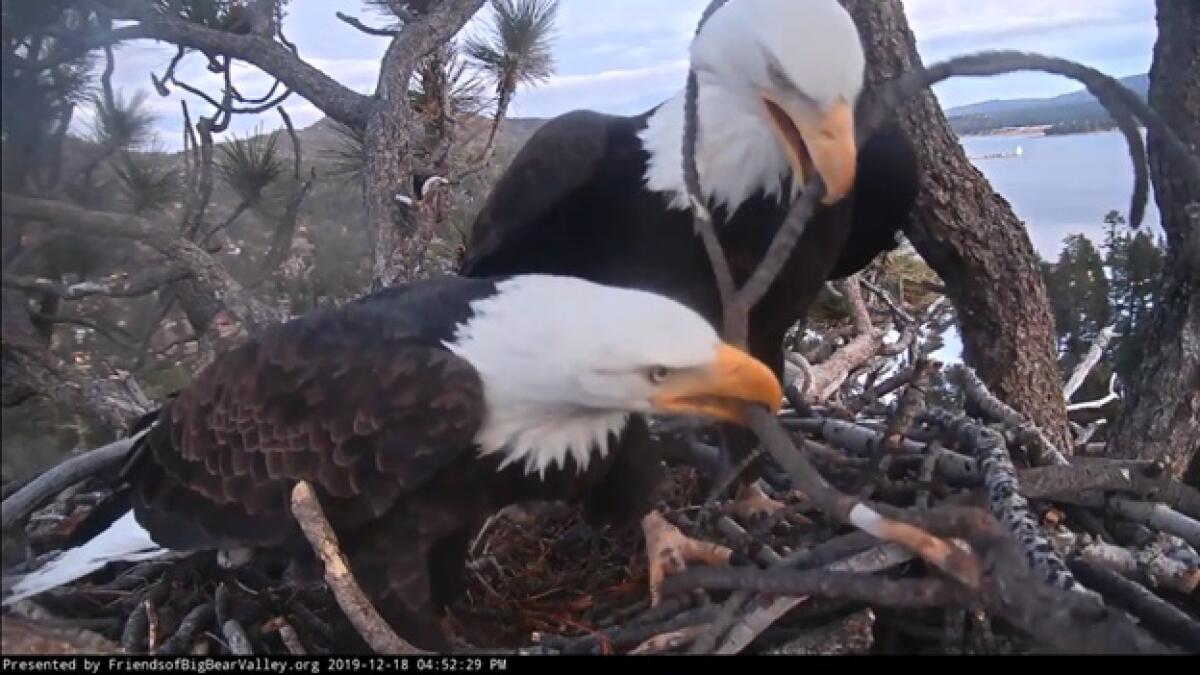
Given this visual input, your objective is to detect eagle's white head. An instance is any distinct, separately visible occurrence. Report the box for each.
[445,275,782,478]
[642,0,865,212]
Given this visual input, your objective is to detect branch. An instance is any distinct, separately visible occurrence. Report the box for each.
[1,439,135,531]
[748,407,981,589]
[3,268,192,301]
[714,542,914,654]
[3,194,281,329]
[375,0,486,104]
[1066,373,1120,412]
[663,568,970,608]
[47,13,371,128]
[1109,497,1200,548]
[1067,558,1200,652]
[1063,325,1120,401]
[922,408,1083,592]
[949,364,1069,466]
[1079,539,1200,595]
[336,12,399,37]
[289,482,425,654]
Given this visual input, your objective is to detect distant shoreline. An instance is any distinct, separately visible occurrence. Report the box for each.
[957,124,1140,140]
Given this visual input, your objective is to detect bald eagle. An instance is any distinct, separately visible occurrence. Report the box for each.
[3,274,781,652]
[459,0,918,544]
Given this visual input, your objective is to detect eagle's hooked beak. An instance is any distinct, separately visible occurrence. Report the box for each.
[650,344,783,426]
[760,93,857,205]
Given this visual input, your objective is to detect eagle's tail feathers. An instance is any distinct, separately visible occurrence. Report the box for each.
[2,510,171,606]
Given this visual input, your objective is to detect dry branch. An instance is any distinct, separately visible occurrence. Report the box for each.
[949,365,1068,466]
[1067,558,1200,652]
[1063,326,1119,401]
[2,438,135,530]
[714,542,914,654]
[922,408,1081,592]
[1079,540,1200,595]
[1109,497,1200,549]
[290,481,424,655]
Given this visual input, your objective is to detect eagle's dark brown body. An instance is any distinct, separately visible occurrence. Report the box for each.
[121,277,661,651]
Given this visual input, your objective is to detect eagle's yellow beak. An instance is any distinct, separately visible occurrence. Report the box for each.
[760,93,857,205]
[650,344,783,426]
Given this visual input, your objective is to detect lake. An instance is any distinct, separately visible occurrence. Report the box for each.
[959,130,1163,259]
[929,130,1164,363]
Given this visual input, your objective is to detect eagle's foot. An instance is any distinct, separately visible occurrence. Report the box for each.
[730,482,787,523]
[641,511,731,607]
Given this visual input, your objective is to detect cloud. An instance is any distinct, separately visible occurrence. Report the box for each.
[510,60,688,118]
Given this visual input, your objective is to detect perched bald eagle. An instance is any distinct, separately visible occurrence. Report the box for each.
[3,274,781,652]
[460,0,918,537]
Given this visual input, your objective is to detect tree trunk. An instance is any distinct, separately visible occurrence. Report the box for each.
[365,108,431,289]
[841,0,1071,453]
[1107,1,1199,478]
[365,0,486,289]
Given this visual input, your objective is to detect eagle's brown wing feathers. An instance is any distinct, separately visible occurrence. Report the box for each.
[129,304,485,551]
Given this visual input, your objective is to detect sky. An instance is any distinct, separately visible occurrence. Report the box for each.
[96,0,1158,148]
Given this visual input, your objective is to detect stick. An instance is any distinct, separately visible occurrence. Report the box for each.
[949,365,1068,466]
[1,438,134,530]
[663,568,970,607]
[763,608,876,655]
[1063,326,1119,401]
[1066,373,1120,412]
[1079,540,1200,595]
[290,481,425,655]
[1109,497,1200,549]
[1067,558,1200,652]
[221,620,254,655]
[716,542,914,654]
[748,407,981,589]
[922,408,1082,592]
[156,602,214,655]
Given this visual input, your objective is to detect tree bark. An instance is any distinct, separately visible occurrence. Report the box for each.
[841,0,1071,451]
[365,0,486,288]
[1107,1,1200,478]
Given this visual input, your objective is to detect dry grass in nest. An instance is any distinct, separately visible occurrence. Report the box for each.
[449,466,707,649]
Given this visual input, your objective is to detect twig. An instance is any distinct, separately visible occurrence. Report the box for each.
[1079,539,1200,595]
[335,12,400,37]
[949,365,1069,466]
[278,621,307,655]
[663,568,969,607]
[628,625,706,654]
[1063,326,1119,401]
[878,506,1172,653]
[922,408,1082,592]
[120,600,149,653]
[290,481,424,654]
[1067,558,1200,652]
[763,608,876,655]
[1109,497,1200,549]
[715,542,914,654]
[748,407,981,589]
[221,620,253,655]
[2,438,134,530]
[1066,373,1120,412]
[156,602,214,655]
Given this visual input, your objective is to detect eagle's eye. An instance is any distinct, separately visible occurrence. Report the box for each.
[645,365,671,384]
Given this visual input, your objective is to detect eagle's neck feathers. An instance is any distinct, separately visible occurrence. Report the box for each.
[639,84,793,214]
[474,405,629,479]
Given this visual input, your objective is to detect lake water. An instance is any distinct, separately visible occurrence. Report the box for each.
[929,130,1164,363]
[959,130,1163,259]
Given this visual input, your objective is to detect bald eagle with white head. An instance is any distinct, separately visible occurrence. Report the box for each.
[460,0,919,566]
[4,274,781,652]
